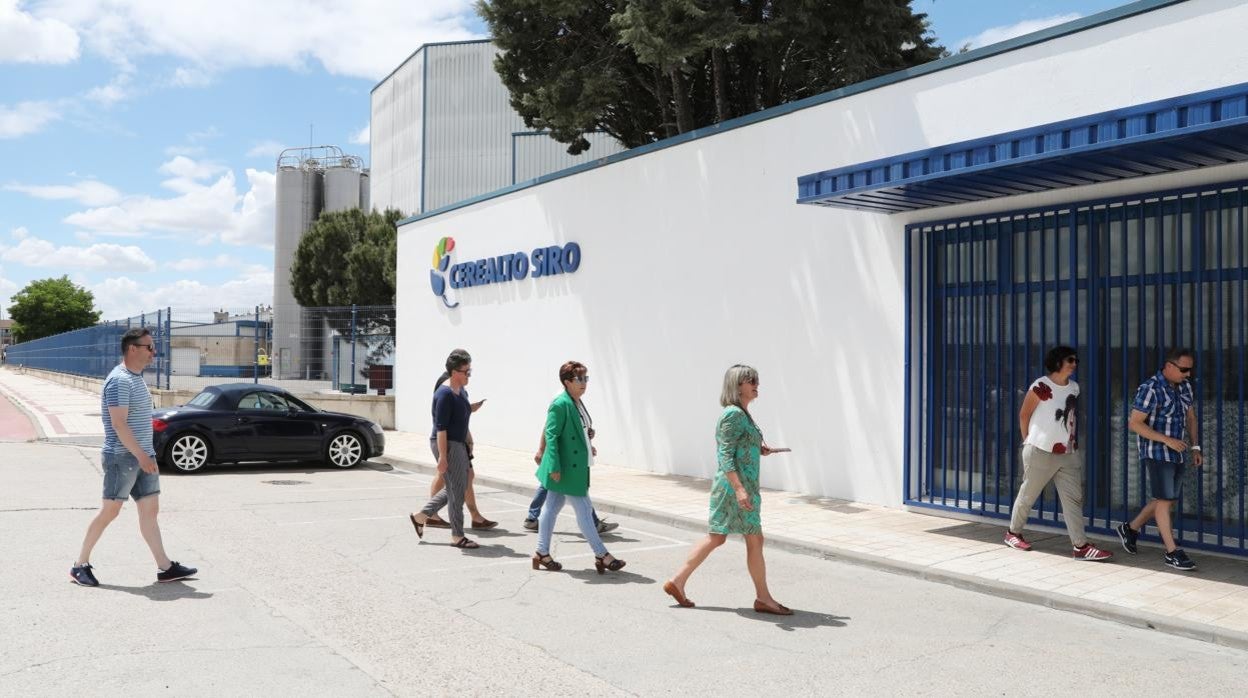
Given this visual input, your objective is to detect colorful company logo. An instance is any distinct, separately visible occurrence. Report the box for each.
[429,236,459,308]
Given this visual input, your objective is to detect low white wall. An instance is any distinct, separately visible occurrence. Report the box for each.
[397,0,1248,506]
[22,368,395,429]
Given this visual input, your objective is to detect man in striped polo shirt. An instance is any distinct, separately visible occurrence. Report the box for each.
[1116,348,1203,571]
[70,328,197,587]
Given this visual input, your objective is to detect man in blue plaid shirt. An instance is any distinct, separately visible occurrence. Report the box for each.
[1116,348,1203,571]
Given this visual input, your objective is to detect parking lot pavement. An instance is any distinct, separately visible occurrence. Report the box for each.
[5,441,1248,696]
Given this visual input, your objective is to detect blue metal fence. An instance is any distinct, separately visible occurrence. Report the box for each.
[907,178,1248,556]
[5,310,172,388]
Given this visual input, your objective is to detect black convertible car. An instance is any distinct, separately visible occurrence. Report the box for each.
[152,383,385,473]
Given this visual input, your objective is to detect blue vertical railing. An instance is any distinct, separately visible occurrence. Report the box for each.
[906,178,1248,556]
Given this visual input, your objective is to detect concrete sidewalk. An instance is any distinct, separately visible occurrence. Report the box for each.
[4,367,1247,650]
[380,430,1248,650]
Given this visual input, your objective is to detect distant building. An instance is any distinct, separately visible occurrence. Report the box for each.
[369,39,625,215]
[0,319,12,350]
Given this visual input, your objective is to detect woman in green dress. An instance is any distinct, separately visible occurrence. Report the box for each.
[664,364,792,615]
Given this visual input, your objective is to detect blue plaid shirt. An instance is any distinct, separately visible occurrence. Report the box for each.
[1132,371,1194,463]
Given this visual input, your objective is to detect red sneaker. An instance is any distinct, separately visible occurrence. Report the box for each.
[1003,531,1033,551]
[1072,543,1113,561]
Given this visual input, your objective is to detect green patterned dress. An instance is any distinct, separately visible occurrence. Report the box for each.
[708,405,763,535]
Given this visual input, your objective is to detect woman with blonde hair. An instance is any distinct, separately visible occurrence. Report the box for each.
[530,361,625,574]
[663,364,792,614]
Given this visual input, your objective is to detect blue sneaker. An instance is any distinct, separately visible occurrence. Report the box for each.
[70,563,99,587]
[157,561,198,583]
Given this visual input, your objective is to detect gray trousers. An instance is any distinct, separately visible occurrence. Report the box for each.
[1009,444,1088,548]
[420,439,471,538]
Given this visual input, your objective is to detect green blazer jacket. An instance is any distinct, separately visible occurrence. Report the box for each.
[536,391,591,496]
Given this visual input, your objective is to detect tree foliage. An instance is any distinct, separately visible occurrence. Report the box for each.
[479,0,945,154]
[289,207,401,308]
[7,276,101,343]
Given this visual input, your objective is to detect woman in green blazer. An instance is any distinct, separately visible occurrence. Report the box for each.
[532,361,626,574]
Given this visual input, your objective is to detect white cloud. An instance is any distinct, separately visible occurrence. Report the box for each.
[0,269,17,315]
[4,179,122,206]
[63,157,276,249]
[170,65,213,87]
[91,266,273,319]
[0,0,80,64]
[84,70,135,105]
[36,1,480,81]
[0,235,156,271]
[158,155,229,192]
[0,100,59,138]
[348,124,370,145]
[167,253,242,271]
[246,140,285,160]
[11,226,29,240]
[958,14,1082,50]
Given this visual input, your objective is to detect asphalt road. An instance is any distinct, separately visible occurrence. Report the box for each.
[3,440,1246,696]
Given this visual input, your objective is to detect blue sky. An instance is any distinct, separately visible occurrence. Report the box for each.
[1,0,1133,320]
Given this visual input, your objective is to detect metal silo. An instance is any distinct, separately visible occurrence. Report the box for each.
[324,156,363,213]
[271,146,367,381]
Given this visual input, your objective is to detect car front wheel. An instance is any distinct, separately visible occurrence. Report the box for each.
[326,432,364,468]
[167,433,211,473]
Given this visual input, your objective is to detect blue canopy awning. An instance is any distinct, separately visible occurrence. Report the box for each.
[796,82,1248,214]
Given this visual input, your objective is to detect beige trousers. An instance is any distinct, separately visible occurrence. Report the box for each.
[1008,444,1087,547]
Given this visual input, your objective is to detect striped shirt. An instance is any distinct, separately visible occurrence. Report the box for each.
[1132,371,1194,463]
[102,364,154,456]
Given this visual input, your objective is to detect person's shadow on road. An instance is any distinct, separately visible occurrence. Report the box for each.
[95,582,213,601]
[682,606,850,631]
[563,568,656,585]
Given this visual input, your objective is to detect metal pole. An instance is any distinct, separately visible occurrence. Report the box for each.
[156,309,163,388]
[165,307,172,390]
[254,305,260,384]
[350,305,358,394]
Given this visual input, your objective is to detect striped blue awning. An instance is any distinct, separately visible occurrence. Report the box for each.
[796,82,1248,213]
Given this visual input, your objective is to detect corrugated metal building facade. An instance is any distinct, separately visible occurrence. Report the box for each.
[370,40,626,216]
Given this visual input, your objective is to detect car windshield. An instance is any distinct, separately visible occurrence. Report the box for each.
[187,391,217,408]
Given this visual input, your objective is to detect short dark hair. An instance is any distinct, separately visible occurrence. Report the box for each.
[558,360,587,384]
[444,348,472,373]
[121,328,151,354]
[1043,345,1078,373]
[1165,347,1194,363]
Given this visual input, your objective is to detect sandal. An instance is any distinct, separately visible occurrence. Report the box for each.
[451,537,480,549]
[409,513,424,539]
[531,552,563,571]
[424,516,451,529]
[663,580,695,608]
[594,554,626,575]
[470,518,499,530]
[753,599,793,616]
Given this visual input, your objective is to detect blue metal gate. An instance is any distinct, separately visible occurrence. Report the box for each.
[906,179,1248,555]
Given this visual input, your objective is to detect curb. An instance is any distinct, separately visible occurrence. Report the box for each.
[0,374,51,440]
[375,453,1248,652]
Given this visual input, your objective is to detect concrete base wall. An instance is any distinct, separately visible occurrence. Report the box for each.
[20,368,395,429]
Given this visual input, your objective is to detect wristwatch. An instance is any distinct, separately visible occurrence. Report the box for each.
[1190,445,1202,452]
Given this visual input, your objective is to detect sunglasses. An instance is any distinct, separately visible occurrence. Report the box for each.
[1064,357,1079,364]
[134,343,155,352]
[570,375,589,384]
[1168,361,1194,374]
[454,368,472,376]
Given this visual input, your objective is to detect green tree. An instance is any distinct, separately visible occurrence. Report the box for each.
[479,0,945,153]
[289,207,402,308]
[288,207,402,375]
[7,276,102,343]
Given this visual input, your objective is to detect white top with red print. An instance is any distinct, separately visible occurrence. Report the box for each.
[1024,376,1079,454]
